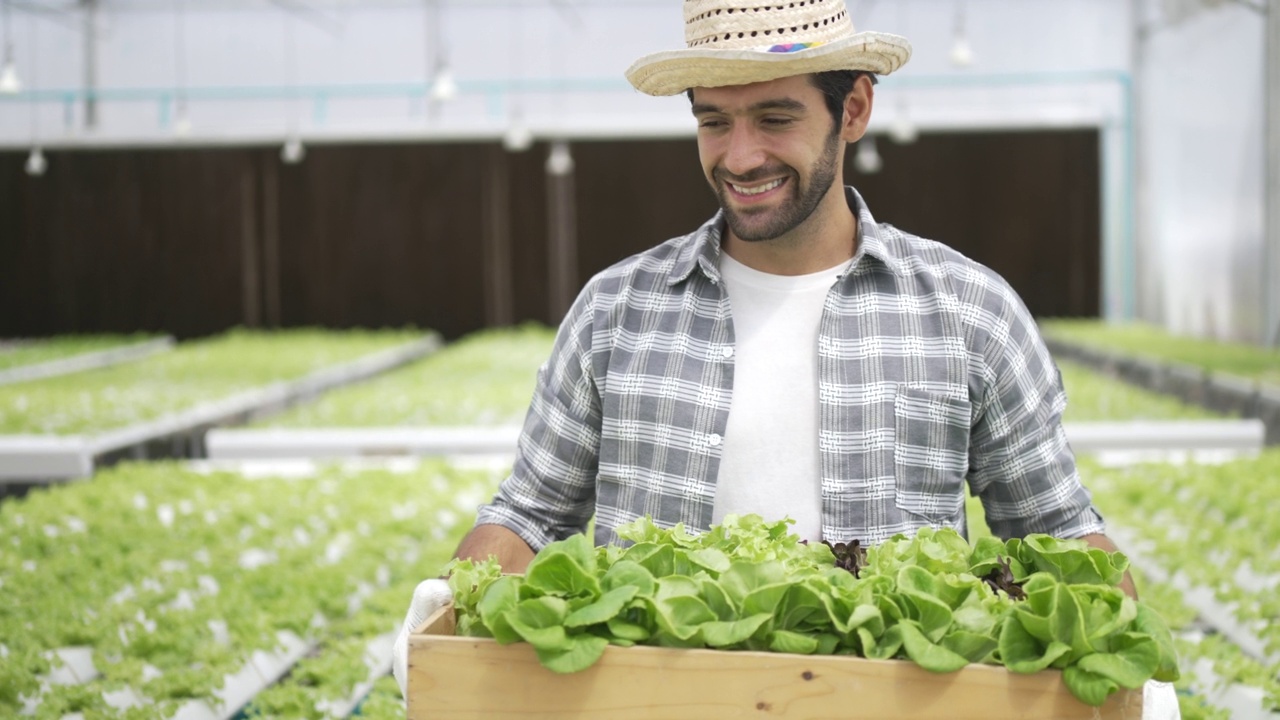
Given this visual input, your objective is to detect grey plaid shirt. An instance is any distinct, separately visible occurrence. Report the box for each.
[476,187,1106,549]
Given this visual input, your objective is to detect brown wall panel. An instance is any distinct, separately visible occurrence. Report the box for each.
[846,130,1100,318]
[572,138,719,286]
[0,130,1099,341]
[506,145,552,325]
[0,148,248,338]
[272,143,489,339]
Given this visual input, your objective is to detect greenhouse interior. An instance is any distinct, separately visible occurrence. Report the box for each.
[1,0,1278,718]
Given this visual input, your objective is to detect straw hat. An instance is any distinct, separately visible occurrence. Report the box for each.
[625,0,911,97]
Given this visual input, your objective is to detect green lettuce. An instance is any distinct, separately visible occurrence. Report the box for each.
[451,516,1179,707]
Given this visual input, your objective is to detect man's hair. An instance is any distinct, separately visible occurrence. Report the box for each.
[686,70,878,129]
[809,70,878,129]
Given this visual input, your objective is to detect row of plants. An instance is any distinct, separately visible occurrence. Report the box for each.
[1041,319,1280,387]
[1078,452,1280,716]
[222,323,1216,429]
[0,458,503,719]
[1049,330,1269,714]
[1057,359,1219,422]
[0,328,427,435]
[6,456,1266,718]
[242,566,447,720]
[1082,453,1280,656]
[0,334,164,373]
[258,323,556,428]
[0,324,1209,436]
[255,326,1216,428]
[232,448,1280,717]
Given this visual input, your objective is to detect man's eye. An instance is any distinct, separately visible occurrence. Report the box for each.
[762,117,794,127]
[699,119,728,129]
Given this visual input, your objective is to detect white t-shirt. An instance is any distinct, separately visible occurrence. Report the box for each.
[711,252,848,542]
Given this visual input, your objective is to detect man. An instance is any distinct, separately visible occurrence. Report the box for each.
[394,2,1173,713]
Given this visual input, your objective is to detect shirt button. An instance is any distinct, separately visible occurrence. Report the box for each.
[721,346,733,359]
[707,433,722,447]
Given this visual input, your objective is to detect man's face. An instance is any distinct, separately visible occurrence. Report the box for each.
[691,75,844,243]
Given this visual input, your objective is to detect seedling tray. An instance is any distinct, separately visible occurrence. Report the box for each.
[407,603,1143,719]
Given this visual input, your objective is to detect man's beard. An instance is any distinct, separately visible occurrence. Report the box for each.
[713,129,842,243]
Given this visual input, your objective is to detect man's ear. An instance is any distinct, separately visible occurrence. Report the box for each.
[840,74,875,143]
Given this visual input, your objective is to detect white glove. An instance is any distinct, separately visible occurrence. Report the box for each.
[1143,680,1181,720]
[392,578,453,698]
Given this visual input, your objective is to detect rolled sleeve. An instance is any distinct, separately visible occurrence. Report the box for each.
[474,284,603,551]
[967,291,1107,540]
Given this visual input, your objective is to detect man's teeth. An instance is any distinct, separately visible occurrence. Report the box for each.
[731,178,783,196]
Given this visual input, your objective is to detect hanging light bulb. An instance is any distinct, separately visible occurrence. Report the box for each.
[503,123,533,152]
[280,10,305,164]
[24,146,46,176]
[0,58,19,94]
[888,104,918,145]
[0,0,19,96]
[430,65,457,103]
[545,140,574,176]
[172,0,189,136]
[854,136,882,174]
[172,101,192,138]
[950,33,973,67]
[889,2,917,144]
[281,136,306,164]
[950,1,974,68]
[503,105,533,152]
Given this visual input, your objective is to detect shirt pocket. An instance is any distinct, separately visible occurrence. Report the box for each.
[892,386,971,522]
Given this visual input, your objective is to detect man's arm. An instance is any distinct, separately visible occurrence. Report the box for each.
[453,523,537,574]
[1079,533,1138,599]
[470,285,603,551]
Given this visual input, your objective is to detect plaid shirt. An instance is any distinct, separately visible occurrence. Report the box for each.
[476,187,1106,549]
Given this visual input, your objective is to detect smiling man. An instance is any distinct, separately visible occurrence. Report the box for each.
[693,75,864,270]
[393,1,1169,710]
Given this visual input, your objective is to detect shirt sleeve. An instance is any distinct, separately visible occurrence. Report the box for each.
[966,284,1107,540]
[472,283,603,551]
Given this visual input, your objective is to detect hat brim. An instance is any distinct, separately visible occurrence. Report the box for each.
[625,32,911,97]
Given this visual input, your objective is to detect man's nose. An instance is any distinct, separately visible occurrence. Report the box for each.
[722,125,768,177]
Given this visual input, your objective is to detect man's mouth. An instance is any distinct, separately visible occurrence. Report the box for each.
[727,177,785,197]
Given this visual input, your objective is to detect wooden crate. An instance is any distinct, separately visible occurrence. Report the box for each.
[407,604,1143,719]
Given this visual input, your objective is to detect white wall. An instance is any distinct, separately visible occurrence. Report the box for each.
[1134,0,1267,343]
[0,0,1133,145]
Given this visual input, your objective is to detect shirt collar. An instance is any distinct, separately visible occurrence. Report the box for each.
[668,186,907,287]
[668,214,726,286]
[843,186,908,279]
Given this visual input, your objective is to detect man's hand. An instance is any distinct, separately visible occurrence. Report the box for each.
[391,578,452,698]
